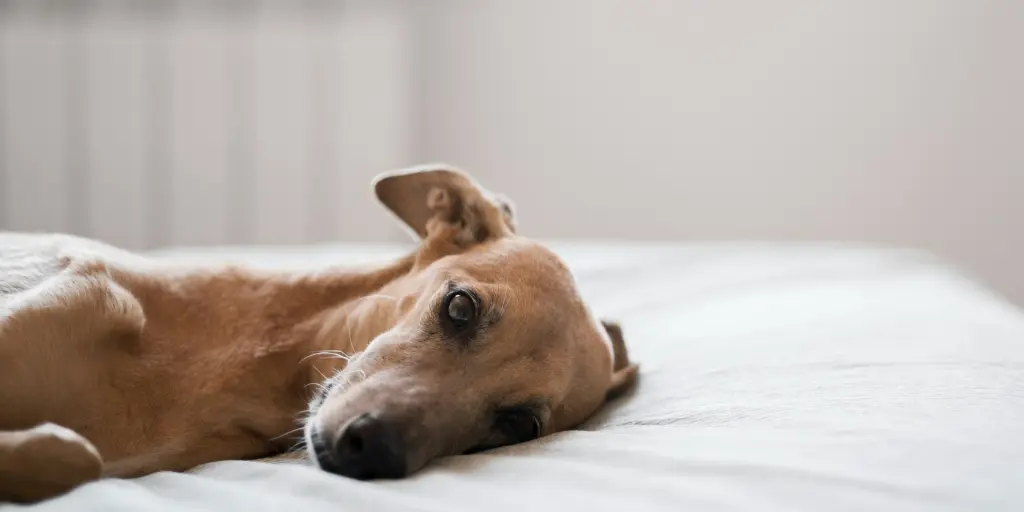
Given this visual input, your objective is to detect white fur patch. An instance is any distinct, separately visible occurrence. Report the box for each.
[30,423,102,460]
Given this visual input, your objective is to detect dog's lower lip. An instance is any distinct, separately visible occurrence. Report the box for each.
[462,444,490,455]
[310,427,337,470]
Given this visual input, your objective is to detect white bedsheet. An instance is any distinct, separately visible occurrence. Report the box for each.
[9,242,1024,511]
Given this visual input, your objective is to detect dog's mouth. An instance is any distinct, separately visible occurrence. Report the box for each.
[462,443,497,455]
[308,426,337,471]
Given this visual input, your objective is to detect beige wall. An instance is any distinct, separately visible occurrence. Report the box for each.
[415,0,1024,303]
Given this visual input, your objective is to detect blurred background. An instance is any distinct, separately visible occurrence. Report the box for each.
[0,1,1021,303]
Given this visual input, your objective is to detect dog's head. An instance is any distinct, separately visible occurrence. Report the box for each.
[305,165,637,479]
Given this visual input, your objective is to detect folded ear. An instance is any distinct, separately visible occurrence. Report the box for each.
[602,320,639,399]
[373,164,516,242]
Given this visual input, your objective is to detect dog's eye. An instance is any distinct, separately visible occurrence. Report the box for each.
[444,291,477,328]
[496,409,541,443]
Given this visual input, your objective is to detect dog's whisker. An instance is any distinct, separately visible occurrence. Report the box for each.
[357,293,398,303]
[344,318,357,359]
[300,350,352,365]
[270,425,307,443]
[285,441,310,456]
[319,349,354,358]
[313,366,329,383]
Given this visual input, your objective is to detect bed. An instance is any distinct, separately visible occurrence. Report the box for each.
[11,242,1024,511]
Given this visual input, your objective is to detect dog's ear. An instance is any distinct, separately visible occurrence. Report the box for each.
[373,164,516,242]
[602,320,639,399]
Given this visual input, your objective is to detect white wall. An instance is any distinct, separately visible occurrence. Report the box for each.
[1,0,1022,304]
[416,0,1024,303]
[0,0,412,248]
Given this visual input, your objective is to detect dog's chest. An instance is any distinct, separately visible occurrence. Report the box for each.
[88,347,306,473]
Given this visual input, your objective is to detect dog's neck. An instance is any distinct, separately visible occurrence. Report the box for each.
[281,245,447,394]
[289,249,415,344]
[291,234,466,383]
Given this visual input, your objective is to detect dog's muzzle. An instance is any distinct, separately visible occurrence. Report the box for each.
[311,413,408,480]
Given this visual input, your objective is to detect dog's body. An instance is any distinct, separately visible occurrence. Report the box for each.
[0,166,637,503]
[0,233,411,489]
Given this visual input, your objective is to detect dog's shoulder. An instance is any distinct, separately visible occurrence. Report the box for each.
[1,233,75,297]
[0,233,147,340]
[0,233,129,295]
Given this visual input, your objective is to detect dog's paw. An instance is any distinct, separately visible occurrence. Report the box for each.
[0,423,103,502]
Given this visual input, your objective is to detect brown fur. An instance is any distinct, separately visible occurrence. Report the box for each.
[0,165,637,503]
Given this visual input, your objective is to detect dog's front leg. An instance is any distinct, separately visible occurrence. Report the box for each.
[0,423,103,503]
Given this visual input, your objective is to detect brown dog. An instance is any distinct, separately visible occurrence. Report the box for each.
[0,166,638,502]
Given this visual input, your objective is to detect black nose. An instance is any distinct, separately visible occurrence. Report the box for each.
[314,414,407,480]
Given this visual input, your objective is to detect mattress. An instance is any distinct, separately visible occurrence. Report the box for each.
[9,242,1024,512]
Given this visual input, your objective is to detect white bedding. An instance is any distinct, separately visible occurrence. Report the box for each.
[10,242,1024,511]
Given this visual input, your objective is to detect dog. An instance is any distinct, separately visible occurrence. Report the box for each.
[0,165,638,502]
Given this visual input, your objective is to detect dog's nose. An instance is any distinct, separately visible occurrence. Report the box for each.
[317,413,407,480]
